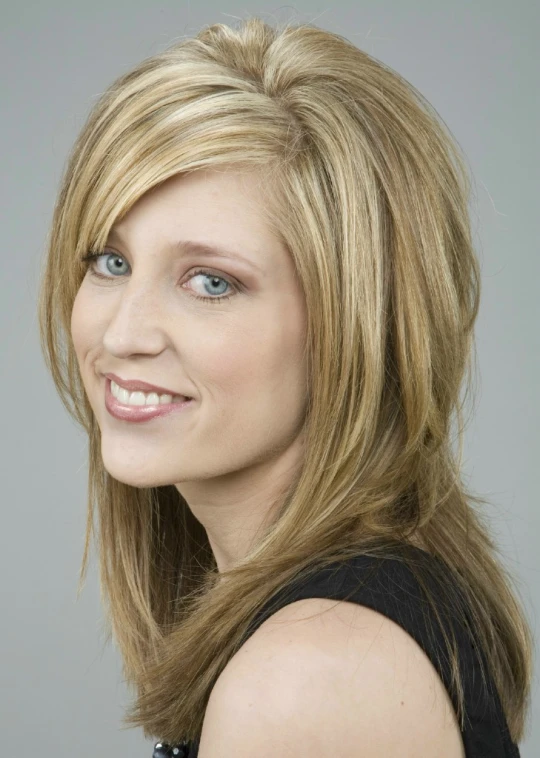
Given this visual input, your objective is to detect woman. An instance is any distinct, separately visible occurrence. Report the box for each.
[37,16,532,757]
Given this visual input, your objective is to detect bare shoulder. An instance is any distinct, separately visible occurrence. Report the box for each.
[198,598,465,758]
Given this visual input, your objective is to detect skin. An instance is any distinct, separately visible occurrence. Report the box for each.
[199,598,466,757]
[71,168,309,573]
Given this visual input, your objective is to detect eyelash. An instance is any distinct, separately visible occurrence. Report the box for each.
[79,250,236,304]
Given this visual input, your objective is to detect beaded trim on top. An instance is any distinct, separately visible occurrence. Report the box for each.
[152,740,191,757]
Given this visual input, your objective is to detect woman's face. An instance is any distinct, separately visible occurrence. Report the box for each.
[71,169,308,492]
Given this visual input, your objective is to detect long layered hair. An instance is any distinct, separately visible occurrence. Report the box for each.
[38,17,533,746]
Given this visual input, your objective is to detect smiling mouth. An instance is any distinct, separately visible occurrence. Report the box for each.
[104,378,194,423]
[109,378,190,405]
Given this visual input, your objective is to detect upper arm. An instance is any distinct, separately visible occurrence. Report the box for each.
[197,598,465,758]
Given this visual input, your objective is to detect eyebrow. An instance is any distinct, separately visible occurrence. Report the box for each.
[106,227,263,274]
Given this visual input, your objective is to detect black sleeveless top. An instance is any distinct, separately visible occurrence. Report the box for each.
[152,545,520,758]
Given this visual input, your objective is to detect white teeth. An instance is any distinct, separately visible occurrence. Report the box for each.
[110,380,184,406]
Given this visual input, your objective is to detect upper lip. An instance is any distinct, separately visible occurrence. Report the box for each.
[104,372,189,398]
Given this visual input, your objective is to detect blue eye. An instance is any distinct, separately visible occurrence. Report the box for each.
[81,250,129,277]
[189,270,232,300]
[80,250,236,304]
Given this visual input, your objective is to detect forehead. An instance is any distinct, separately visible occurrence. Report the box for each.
[106,169,286,273]
[125,169,273,224]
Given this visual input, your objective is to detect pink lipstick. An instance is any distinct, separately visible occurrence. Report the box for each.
[104,378,194,423]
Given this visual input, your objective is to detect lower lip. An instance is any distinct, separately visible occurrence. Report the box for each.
[104,379,194,423]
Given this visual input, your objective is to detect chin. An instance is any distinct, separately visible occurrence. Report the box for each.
[99,448,178,490]
[102,465,166,489]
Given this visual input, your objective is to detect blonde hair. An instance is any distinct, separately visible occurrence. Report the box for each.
[38,16,533,746]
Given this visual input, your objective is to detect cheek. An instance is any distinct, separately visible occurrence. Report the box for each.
[70,285,102,361]
[193,322,276,387]
[70,289,87,355]
[195,315,306,401]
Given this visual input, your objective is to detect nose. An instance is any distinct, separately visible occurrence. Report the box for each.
[101,281,169,358]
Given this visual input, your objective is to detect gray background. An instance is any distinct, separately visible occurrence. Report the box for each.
[1,1,538,756]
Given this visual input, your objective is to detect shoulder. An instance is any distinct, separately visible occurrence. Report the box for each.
[198,598,465,758]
